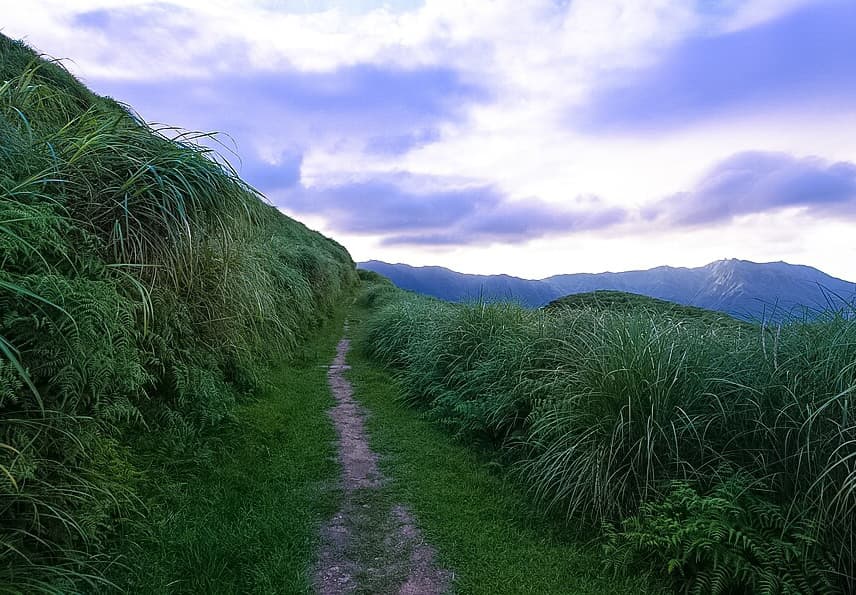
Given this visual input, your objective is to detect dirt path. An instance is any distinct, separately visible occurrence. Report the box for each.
[313,332,452,594]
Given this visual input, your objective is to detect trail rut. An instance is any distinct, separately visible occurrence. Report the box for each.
[313,332,452,594]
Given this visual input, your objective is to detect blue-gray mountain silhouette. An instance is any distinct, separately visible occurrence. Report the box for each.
[358,259,856,320]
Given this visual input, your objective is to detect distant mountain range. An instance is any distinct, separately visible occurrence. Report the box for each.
[358,259,856,320]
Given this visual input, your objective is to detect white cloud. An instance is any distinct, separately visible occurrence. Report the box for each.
[714,0,819,33]
[4,0,855,279]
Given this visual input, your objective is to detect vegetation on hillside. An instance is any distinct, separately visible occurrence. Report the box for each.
[111,311,346,593]
[346,298,654,593]
[0,36,356,591]
[356,277,856,594]
[546,290,746,327]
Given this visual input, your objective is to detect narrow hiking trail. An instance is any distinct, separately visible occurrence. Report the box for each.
[313,328,453,594]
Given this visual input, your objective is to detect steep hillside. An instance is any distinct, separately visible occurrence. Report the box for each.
[360,258,856,320]
[0,35,356,590]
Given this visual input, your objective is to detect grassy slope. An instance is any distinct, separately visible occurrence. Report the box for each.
[347,303,657,594]
[546,290,746,327]
[1,35,356,590]
[108,310,346,593]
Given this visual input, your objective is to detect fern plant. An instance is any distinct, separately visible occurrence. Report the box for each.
[604,479,836,594]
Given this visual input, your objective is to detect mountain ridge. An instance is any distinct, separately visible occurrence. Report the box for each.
[358,258,856,320]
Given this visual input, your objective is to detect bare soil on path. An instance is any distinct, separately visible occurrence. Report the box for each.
[313,332,452,594]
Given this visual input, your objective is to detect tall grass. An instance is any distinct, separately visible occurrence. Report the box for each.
[356,279,856,593]
[0,35,356,590]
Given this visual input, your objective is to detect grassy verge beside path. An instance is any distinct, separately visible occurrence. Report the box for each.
[106,310,347,593]
[346,304,657,595]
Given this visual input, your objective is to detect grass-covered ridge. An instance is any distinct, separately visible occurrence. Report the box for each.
[0,35,356,590]
[546,290,746,327]
[357,275,856,594]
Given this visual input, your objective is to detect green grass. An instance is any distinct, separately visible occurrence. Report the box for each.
[107,310,347,593]
[355,280,856,593]
[0,34,357,589]
[347,304,658,594]
[545,290,747,328]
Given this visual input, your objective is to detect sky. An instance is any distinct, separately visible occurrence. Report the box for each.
[4,0,856,280]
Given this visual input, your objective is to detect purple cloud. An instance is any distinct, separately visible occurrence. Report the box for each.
[81,63,487,208]
[86,64,485,159]
[256,65,484,120]
[364,128,442,155]
[277,173,627,245]
[72,9,112,29]
[238,151,303,191]
[577,0,856,131]
[465,197,626,237]
[69,0,488,169]
[71,4,198,48]
[647,151,856,225]
[284,175,490,233]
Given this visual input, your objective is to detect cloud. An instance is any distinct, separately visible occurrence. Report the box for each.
[284,175,490,233]
[577,0,856,131]
[238,151,303,191]
[71,4,192,34]
[9,0,856,280]
[647,151,856,225]
[254,1,424,16]
[71,8,112,29]
[53,1,443,78]
[277,173,626,245]
[363,128,441,155]
[91,62,485,171]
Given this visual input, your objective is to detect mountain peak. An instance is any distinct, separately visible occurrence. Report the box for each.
[358,259,856,320]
